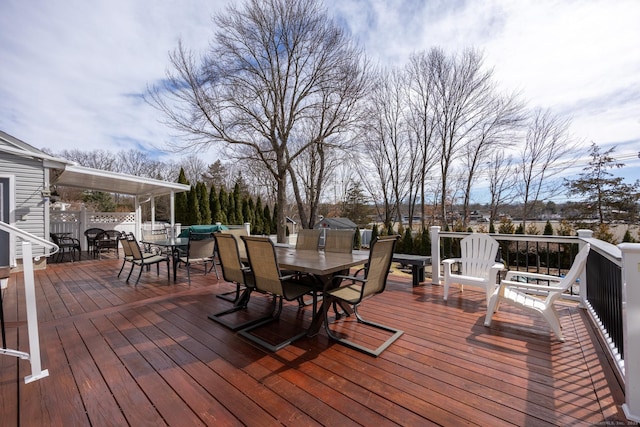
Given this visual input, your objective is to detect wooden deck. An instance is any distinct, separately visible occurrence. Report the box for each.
[0,254,630,426]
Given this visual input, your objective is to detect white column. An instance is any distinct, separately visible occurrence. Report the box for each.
[620,242,640,422]
[244,222,251,235]
[170,191,175,238]
[134,196,142,240]
[430,226,441,285]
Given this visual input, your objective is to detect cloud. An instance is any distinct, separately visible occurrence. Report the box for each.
[0,0,638,176]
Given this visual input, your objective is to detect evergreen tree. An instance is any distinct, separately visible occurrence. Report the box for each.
[370,224,379,245]
[253,197,264,234]
[175,168,189,224]
[623,229,636,243]
[209,185,221,223]
[197,181,211,224]
[271,204,278,234]
[543,220,554,235]
[218,187,229,224]
[419,227,431,256]
[244,197,255,232]
[353,227,361,249]
[566,142,640,224]
[185,185,201,225]
[515,223,524,234]
[263,204,272,235]
[233,182,243,224]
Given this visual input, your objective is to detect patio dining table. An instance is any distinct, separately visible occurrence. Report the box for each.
[233,246,370,334]
[140,237,189,281]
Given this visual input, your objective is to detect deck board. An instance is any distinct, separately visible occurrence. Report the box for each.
[0,256,631,426]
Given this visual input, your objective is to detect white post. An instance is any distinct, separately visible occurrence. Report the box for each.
[244,222,251,235]
[620,242,640,422]
[169,191,176,238]
[430,226,441,285]
[577,229,593,309]
[21,242,49,383]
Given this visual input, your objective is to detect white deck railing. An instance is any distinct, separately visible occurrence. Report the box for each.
[0,221,57,383]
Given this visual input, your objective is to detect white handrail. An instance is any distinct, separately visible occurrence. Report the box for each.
[0,220,58,255]
[0,221,52,383]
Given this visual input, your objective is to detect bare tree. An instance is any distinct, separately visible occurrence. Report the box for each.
[460,92,525,226]
[359,67,412,231]
[517,108,578,229]
[148,0,368,242]
[487,150,517,230]
[430,48,495,227]
[406,51,439,230]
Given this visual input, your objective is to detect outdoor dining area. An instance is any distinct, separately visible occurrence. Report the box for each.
[0,228,630,426]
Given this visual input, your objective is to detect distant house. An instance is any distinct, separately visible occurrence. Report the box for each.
[313,217,357,230]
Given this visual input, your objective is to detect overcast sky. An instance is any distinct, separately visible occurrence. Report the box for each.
[1,0,639,178]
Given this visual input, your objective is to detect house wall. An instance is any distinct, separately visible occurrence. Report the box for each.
[0,144,48,266]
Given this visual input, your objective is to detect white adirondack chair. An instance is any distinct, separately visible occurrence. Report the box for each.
[442,233,504,305]
[484,243,590,342]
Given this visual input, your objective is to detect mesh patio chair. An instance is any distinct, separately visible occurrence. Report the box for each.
[295,229,321,250]
[485,244,590,342]
[117,233,158,278]
[124,234,169,285]
[238,236,317,351]
[321,235,403,357]
[215,228,249,302]
[177,231,218,285]
[324,229,355,253]
[208,233,273,331]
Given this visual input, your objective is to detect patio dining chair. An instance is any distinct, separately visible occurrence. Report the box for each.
[117,233,158,278]
[484,243,590,342]
[238,236,317,351]
[177,231,218,285]
[442,233,504,305]
[321,235,403,357]
[124,234,169,285]
[295,229,321,250]
[324,229,355,253]
[50,233,81,262]
[208,233,273,331]
[83,227,104,257]
[215,227,249,302]
[94,229,121,259]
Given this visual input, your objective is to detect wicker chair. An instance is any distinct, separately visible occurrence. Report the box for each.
[83,227,104,257]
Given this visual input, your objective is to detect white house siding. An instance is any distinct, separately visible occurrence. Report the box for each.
[0,147,47,260]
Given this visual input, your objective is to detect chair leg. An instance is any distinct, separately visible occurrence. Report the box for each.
[323,298,404,357]
[117,260,127,278]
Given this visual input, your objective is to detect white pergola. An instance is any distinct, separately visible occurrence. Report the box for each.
[50,164,190,238]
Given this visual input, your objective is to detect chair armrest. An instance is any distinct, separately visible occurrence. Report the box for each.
[332,274,368,285]
[500,279,564,293]
[442,258,461,266]
[504,270,562,283]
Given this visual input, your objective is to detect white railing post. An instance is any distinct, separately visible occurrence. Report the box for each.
[577,229,593,308]
[21,242,49,383]
[244,222,251,235]
[430,226,441,285]
[620,242,640,422]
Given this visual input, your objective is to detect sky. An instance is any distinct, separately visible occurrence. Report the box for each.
[1,0,639,189]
